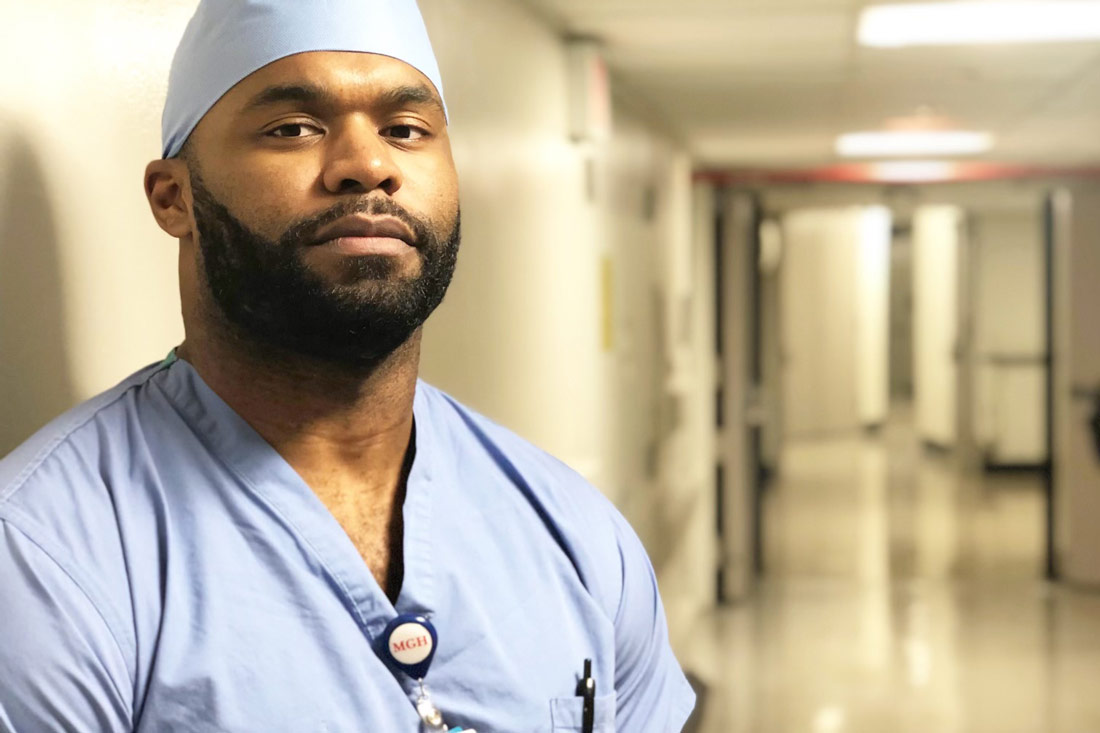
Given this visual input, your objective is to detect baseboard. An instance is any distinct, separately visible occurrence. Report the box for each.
[982,460,1048,475]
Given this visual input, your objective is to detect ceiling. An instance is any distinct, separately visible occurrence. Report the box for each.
[521,0,1100,168]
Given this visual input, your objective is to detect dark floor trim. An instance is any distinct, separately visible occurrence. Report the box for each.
[983,461,1048,475]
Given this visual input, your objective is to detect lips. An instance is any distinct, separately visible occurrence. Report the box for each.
[313,215,416,247]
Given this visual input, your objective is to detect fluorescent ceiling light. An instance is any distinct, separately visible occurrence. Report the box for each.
[859,1,1100,47]
[836,130,993,157]
[871,160,957,182]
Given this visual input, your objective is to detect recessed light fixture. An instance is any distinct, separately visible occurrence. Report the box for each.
[859,1,1100,47]
[836,130,994,157]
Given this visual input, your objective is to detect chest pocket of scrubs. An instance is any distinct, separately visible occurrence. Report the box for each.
[549,692,616,731]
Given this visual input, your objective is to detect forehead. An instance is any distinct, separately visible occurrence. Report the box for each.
[214,50,444,117]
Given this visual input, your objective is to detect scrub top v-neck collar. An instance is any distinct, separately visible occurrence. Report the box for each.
[155,354,439,643]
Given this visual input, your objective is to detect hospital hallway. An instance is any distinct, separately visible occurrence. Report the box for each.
[686,407,1100,733]
[8,1,1100,731]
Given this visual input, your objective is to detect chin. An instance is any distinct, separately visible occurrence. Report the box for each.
[314,253,422,285]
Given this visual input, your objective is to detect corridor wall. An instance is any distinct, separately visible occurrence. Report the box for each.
[419,0,715,645]
[913,205,964,448]
[416,0,611,486]
[778,206,891,436]
[856,208,892,427]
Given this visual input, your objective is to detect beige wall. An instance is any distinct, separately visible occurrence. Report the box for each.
[0,2,191,453]
[779,206,891,436]
[416,0,612,487]
[913,205,964,447]
[856,207,892,427]
[420,0,715,640]
[780,208,859,436]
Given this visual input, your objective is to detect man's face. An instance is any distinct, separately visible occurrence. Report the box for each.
[181,51,460,368]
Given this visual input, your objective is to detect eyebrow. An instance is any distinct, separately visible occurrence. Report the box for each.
[378,83,446,116]
[240,81,445,117]
[242,83,329,113]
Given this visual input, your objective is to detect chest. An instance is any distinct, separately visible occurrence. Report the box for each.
[339,511,403,597]
[128,431,620,731]
[315,480,407,599]
[132,490,618,733]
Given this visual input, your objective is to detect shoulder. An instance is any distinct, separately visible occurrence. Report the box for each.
[0,358,171,510]
[415,381,610,503]
[414,380,620,522]
[0,358,174,682]
[0,518,134,730]
[415,381,629,613]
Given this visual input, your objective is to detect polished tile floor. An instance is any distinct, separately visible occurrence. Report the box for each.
[686,415,1100,733]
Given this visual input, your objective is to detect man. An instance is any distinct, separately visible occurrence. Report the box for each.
[0,1,695,730]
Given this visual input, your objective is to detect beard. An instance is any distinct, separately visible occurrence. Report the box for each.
[189,172,460,370]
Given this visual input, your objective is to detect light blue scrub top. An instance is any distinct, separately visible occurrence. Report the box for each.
[0,355,694,732]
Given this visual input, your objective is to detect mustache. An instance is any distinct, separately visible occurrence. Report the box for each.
[279,196,431,250]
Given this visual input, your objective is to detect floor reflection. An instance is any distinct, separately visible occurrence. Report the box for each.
[688,411,1100,733]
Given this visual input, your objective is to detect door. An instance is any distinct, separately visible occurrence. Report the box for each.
[1050,187,1100,586]
[716,190,762,600]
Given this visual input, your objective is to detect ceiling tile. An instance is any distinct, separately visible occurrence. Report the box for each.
[522,0,1100,166]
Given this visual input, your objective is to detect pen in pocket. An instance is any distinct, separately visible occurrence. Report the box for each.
[576,658,595,733]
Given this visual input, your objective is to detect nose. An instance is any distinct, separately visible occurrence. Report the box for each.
[321,117,404,196]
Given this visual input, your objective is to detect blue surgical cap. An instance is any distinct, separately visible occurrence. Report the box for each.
[161,0,446,159]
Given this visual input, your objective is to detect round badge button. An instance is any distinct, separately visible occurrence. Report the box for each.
[388,622,434,665]
[381,614,438,680]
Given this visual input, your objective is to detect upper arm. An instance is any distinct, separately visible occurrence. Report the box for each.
[609,511,696,731]
[0,520,132,733]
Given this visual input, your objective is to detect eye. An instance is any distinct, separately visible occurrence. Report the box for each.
[267,122,322,138]
[384,124,428,141]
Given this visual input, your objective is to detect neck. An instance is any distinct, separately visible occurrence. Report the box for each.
[176,323,421,506]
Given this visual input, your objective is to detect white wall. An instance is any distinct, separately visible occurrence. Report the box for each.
[599,110,664,522]
[781,209,859,435]
[779,206,890,437]
[648,173,718,648]
[418,2,717,639]
[423,0,716,640]
[856,207,892,427]
[417,0,612,486]
[913,205,964,447]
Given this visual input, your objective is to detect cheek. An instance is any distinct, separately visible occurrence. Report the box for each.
[400,161,459,227]
[427,162,460,216]
[221,179,315,238]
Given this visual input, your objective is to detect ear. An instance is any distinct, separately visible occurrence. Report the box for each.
[144,158,194,239]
